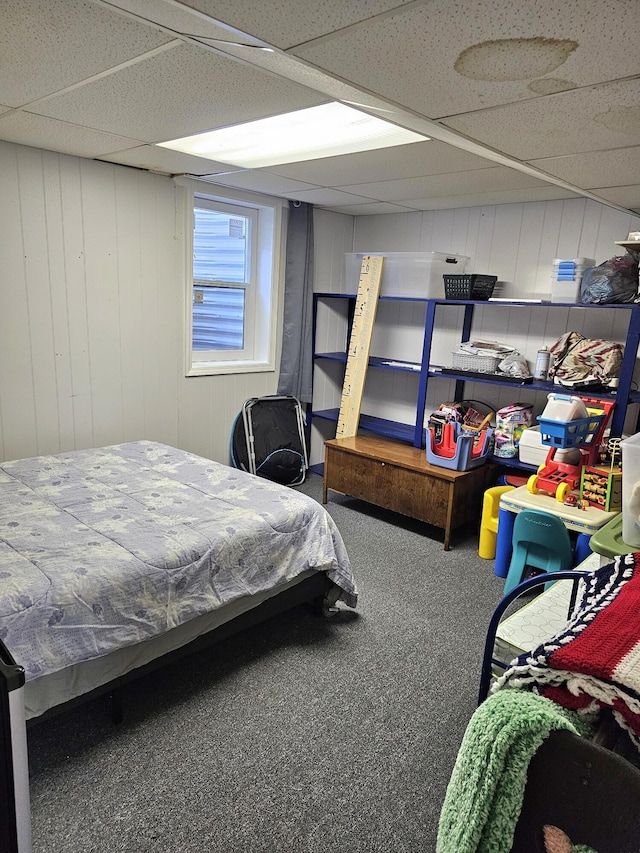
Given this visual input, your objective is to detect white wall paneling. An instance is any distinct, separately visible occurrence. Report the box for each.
[0,141,282,464]
[311,198,640,466]
[3,138,640,469]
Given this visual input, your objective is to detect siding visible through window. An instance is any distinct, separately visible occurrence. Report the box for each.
[180,177,282,377]
[192,208,249,350]
[192,287,245,350]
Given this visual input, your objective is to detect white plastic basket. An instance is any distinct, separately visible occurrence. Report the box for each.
[451,352,500,373]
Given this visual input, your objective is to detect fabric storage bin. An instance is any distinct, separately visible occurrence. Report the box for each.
[344,251,468,298]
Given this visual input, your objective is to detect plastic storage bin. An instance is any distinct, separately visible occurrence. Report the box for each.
[344,251,468,299]
[518,426,581,467]
[550,257,595,303]
[621,432,640,547]
[537,395,603,449]
[540,394,588,422]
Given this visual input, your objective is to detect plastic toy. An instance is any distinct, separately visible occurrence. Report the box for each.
[527,397,615,503]
[426,421,492,471]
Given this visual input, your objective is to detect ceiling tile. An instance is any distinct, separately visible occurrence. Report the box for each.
[0,111,144,158]
[292,0,640,119]
[529,147,640,190]
[102,0,259,44]
[340,166,552,202]
[319,201,420,215]
[264,140,495,186]
[179,0,415,49]
[589,185,640,209]
[103,144,236,175]
[30,42,327,143]
[288,188,376,206]
[0,0,173,107]
[1,0,639,215]
[442,79,640,160]
[197,170,318,196]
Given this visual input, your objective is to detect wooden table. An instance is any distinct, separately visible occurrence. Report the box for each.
[323,435,496,550]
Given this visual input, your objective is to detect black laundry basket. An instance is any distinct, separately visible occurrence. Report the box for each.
[230,395,309,486]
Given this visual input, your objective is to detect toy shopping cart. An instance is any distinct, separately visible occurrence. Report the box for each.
[526,395,615,503]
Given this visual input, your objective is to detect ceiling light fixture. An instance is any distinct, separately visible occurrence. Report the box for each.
[157,102,427,168]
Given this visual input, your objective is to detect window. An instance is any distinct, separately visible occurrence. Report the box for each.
[192,202,253,353]
[179,180,284,376]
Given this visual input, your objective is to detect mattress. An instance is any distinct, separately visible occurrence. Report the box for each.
[23,571,316,719]
[0,441,356,699]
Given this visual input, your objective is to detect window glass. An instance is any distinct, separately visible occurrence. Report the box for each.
[193,208,249,283]
[192,286,245,351]
[192,207,250,351]
[180,180,282,377]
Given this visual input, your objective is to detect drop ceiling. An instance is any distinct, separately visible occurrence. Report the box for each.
[1,0,639,215]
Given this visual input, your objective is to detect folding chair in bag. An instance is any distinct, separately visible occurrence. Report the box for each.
[230,395,309,486]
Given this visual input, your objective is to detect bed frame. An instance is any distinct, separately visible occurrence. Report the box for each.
[28,571,336,726]
[2,547,343,853]
[0,641,31,852]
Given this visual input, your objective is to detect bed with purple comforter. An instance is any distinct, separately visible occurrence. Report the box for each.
[0,441,356,717]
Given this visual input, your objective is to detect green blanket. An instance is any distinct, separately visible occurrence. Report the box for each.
[436,690,593,853]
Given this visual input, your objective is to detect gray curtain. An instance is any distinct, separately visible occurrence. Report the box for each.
[277,201,314,403]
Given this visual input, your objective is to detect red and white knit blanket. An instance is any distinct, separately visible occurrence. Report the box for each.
[495,552,640,746]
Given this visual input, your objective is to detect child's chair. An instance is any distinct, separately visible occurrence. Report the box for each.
[478,485,514,559]
[503,509,574,595]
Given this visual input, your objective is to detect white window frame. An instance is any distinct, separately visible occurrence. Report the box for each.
[176,177,285,377]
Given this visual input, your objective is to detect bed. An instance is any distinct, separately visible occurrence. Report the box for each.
[0,440,357,720]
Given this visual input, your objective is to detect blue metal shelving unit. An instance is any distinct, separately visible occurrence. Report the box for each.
[310,293,640,467]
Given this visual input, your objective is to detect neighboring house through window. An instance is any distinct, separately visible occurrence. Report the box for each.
[177,178,284,376]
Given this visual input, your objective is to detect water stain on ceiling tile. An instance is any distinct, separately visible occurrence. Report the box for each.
[454,37,578,82]
[528,78,577,95]
[593,105,640,136]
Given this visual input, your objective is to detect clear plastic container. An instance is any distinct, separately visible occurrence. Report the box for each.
[540,393,589,421]
[344,251,469,298]
[621,432,640,547]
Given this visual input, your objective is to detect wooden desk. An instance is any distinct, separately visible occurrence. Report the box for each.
[323,435,495,550]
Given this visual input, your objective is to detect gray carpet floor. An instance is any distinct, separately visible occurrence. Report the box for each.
[26,473,505,852]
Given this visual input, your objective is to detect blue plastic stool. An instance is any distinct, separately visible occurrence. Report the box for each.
[503,509,574,596]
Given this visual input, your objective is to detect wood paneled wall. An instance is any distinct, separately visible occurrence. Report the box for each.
[0,142,280,464]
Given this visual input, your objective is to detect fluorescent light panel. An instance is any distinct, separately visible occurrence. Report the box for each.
[157,102,427,168]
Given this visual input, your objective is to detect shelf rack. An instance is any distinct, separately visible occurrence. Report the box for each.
[311,293,640,466]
